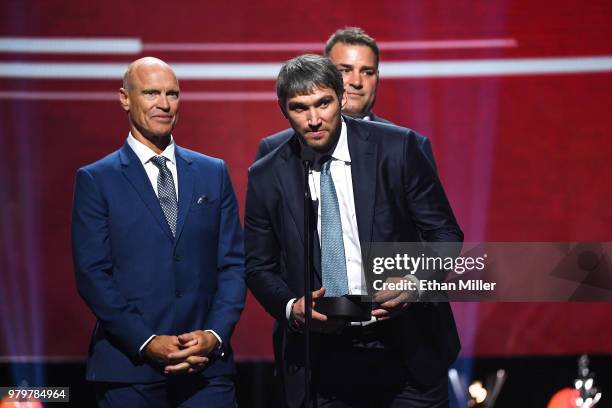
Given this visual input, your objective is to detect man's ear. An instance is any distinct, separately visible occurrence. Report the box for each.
[278,100,288,119]
[119,88,130,112]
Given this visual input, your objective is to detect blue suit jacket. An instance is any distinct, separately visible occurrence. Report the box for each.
[254,113,437,172]
[245,117,462,406]
[72,142,245,383]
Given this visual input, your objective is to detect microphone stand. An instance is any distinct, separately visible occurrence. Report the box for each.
[302,150,314,407]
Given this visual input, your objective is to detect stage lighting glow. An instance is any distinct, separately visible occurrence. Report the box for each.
[468,381,487,404]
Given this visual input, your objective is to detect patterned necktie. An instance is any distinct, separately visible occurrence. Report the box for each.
[150,155,178,237]
[320,159,349,297]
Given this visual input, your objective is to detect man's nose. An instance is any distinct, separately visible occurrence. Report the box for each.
[307,108,322,127]
[346,70,362,88]
[157,94,171,110]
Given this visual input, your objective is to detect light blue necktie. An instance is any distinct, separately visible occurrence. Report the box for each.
[320,159,349,297]
[150,155,178,237]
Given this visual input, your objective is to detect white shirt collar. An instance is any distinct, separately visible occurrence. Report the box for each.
[127,132,176,165]
[330,118,350,163]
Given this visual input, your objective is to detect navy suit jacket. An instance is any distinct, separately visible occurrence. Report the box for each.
[245,117,462,405]
[254,113,437,172]
[72,142,245,383]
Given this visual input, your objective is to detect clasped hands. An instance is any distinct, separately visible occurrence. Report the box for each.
[143,330,218,375]
[291,277,416,332]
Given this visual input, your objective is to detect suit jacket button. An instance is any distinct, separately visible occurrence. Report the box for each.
[174,255,181,261]
[175,290,183,298]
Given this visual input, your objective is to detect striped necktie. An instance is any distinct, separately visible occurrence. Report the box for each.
[150,155,178,237]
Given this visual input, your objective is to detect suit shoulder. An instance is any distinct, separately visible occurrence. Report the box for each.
[361,115,430,145]
[252,129,294,172]
[356,119,408,141]
[249,146,279,175]
[249,139,293,178]
[360,120,429,146]
[254,128,293,161]
[176,146,225,168]
[371,113,393,125]
[262,128,293,145]
[77,149,122,176]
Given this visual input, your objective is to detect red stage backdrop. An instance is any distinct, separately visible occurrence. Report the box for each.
[1,0,611,360]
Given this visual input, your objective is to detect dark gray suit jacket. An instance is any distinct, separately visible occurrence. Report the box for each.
[245,116,462,407]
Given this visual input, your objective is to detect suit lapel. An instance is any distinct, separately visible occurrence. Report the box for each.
[174,146,194,244]
[346,118,378,256]
[275,137,322,280]
[119,143,174,241]
[276,138,305,245]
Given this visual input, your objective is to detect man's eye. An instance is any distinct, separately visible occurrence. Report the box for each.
[362,70,376,76]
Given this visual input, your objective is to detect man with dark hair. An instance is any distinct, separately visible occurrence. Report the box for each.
[324,26,380,119]
[72,57,245,407]
[245,54,462,407]
[255,27,436,171]
[275,53,345,110]
[324,26,380,66]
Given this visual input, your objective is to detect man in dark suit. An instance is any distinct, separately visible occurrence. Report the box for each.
[255,27,436,171]
[72,57,245,407]
[245,54,463,407]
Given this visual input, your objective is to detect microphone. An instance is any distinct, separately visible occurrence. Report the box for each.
[299,144,315,408]
[301,146,316,168]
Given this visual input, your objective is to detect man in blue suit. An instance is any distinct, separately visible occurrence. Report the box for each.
[245,55,462,407]
[72,57,245,407]
[255,27,436,171]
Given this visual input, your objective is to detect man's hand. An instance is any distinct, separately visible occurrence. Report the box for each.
[163,330,217,375]
[291,287,328,326]
[371,277,416,321]
[291,288,347,334]
[143,335,182,366]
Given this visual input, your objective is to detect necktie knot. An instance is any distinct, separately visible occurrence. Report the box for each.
[150,155,168,169]
[321,159,332,175]
[149,155,177,237]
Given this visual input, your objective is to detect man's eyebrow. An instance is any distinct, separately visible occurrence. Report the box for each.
[337,63,354,68]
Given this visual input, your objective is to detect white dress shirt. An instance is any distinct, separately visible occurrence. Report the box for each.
[308,120,366,295]
[127,133,179,199]
[285,119,371,323]
[126,134,223,354]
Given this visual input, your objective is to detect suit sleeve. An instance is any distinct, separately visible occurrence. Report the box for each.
[419,137,438,173]
[401,132,463,282]
[204,162,246,345]
[72,168,153,359]
[244,170,296,322]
